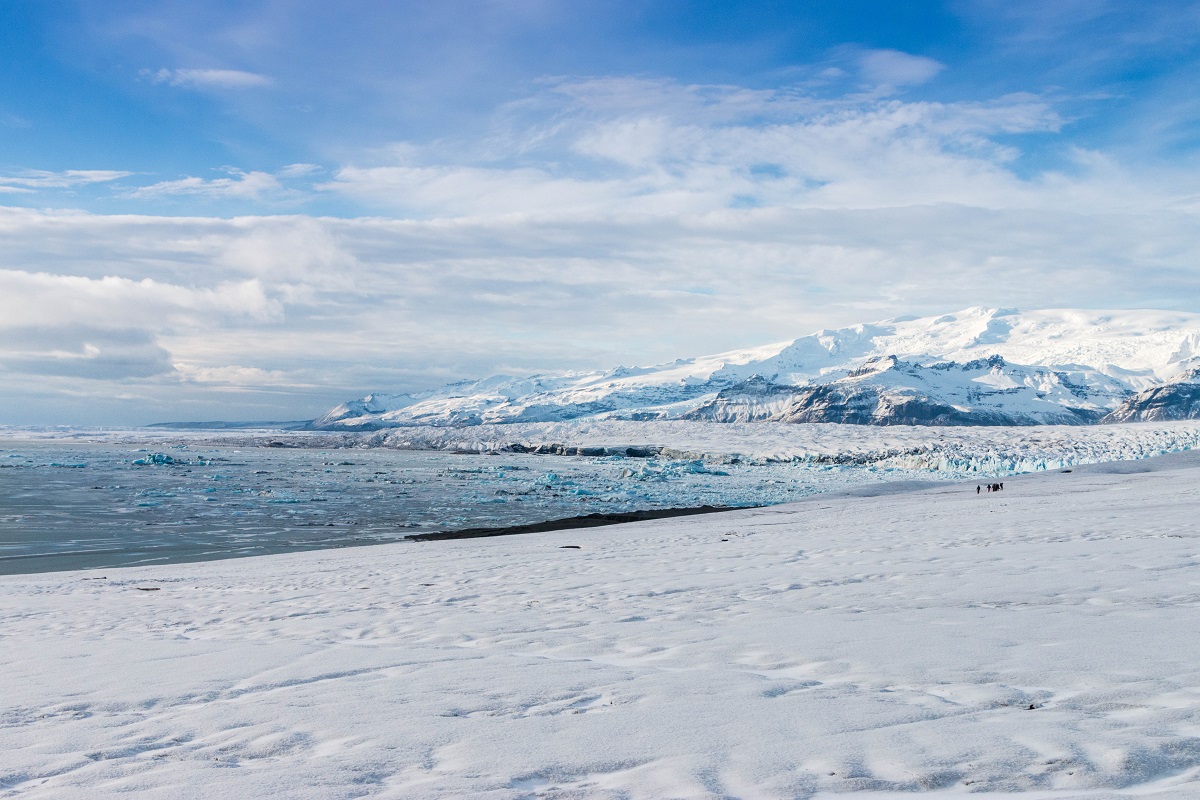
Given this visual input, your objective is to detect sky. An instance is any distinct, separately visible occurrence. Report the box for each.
[5,0,1200,425]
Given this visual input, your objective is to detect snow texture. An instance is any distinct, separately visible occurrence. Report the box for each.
[5,451,1200,797]
[312,307,1200,429]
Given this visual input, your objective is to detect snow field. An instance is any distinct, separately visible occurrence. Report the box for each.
[5,452,1200,797]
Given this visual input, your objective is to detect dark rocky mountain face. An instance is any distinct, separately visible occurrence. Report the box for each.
[686,379,1105,427]
[1102,382,1200,423]
[776,386,1024,426]
[682,357,1109,427]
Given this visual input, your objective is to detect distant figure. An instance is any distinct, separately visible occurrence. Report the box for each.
[1000,482,1004,491]
[986,484,991,493]
[976,485,981,494]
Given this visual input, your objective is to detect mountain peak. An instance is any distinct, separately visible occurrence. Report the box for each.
[312,307,1200,430]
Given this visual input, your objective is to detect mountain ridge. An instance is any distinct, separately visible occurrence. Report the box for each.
[311,307,1200,430]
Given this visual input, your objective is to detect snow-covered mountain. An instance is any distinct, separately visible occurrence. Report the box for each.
[1102,371,1200,423]
[311,307,1200,430]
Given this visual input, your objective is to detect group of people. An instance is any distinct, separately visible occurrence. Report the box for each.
[976,482,1004,494]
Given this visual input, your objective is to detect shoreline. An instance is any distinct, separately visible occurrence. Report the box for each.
[0,504,760,577]
[7,427,1200,577]
[406,504,754,542]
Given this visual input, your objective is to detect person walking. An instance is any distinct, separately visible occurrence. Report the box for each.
[976,485,981,494]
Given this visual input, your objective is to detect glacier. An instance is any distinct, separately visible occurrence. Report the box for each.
[362,419,1200,474]
[311,306,1200,430]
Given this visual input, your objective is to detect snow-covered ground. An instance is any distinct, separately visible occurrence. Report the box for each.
[5,452,1200,798]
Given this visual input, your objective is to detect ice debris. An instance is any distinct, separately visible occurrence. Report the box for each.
[131,452,212,467]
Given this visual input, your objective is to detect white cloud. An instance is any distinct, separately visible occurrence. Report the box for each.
[173,363,302,387]
[0,269,281,330]
[0,169,133,191]
[321,164,658,216]
[321,79,1075,217]
[571,117,673,166]
[0,265,279,386]
[212,216,358,286]
[549,76,786,121]
[0,326,174,380]
[278,163,322,178]
[858,49,946,87]
[128,169,284,200]
[148,67,274,89]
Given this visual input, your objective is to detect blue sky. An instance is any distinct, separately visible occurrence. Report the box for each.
[3,1,1200,423]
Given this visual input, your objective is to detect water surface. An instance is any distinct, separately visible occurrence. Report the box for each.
[0,439,936,573]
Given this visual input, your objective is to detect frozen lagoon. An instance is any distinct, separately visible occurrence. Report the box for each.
[8,420,1200,574]
[4,449,1200,797]
[0,438,942,575]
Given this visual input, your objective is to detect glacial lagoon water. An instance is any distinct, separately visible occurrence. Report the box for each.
[0,439,945,574]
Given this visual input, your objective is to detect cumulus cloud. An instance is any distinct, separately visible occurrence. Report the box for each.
[147,67,273,89]
[0,269,281,330]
